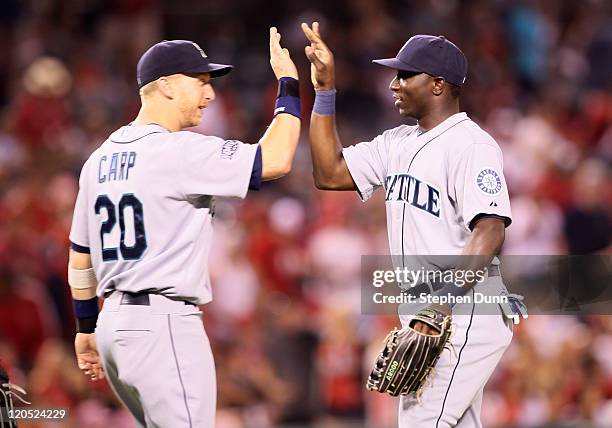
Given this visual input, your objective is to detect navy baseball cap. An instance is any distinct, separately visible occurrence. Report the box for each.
[372,35,468,86]
[136,40,233,88]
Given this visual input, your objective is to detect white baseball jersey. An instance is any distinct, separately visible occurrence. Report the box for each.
[69,124,259,304]
[343,112,512,257]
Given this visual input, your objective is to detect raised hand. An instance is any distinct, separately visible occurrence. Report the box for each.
[301,22,335,91]
[269,27,299,80]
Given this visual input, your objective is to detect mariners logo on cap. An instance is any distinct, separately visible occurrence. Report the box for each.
[190,42,207,58]
[476,168,502,195]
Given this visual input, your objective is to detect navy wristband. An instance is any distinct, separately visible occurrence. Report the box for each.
[274,77,300,119]
[276,77,299,98]
[73,296,99,318]
[76,316,98,334]
[313,89,336,115]
[73,297,99,333]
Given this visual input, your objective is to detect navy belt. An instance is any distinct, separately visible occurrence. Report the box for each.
[118,291,196,307]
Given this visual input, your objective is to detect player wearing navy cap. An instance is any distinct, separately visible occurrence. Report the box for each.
[302,23,526,427]
[68,29,301,427]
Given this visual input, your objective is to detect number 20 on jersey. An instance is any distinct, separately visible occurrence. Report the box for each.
[95,193,147,261]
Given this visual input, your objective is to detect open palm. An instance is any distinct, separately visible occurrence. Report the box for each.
[302,22,335,90]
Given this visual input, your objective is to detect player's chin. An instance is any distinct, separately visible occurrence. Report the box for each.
[397,107,413,117]
[191,110,203,126]
[394,102,411,117]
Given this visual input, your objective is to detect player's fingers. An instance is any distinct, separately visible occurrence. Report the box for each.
[301,22,323,45]
[78,355,98,365]
[270,27,284,56]
[301,23,314,41]
[77,358,88,370]
[425,325,438,335]
[412,321,426,333]
[91,364,105,381]
[305,46,325,70]
[313,21,321,37]
[413,322,439,335]
[270,27,279,54]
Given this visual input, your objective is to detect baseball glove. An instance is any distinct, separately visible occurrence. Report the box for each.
[366,306,453,397]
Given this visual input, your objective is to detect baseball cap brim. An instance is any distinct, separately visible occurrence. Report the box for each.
[207,63,233,78]
[183,62,234,78]
[372,58,422,73]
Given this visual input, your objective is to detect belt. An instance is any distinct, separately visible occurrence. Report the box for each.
[117,291,196,307]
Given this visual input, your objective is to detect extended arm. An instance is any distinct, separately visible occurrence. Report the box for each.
[259,27,301,181]
[259,113,300,180]
[309,112,355,190]
[302,22,355,190]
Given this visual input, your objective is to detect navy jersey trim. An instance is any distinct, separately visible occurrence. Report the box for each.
[110,131,165,144]
[71,242,91,254]
[469,213,512,231]
[248,145,262,191]
[435,289,475,427]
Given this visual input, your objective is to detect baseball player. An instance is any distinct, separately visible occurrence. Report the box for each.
[302,22,526,427]
[68,29,301,427]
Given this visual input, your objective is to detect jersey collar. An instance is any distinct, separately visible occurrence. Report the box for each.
[109,123,170,143]
[416,112,469,143]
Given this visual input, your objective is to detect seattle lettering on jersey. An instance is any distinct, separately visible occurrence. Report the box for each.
[98,151,137,183]
[384,173,440,217]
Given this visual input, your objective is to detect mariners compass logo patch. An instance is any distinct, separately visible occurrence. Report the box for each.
[476,168,502,195]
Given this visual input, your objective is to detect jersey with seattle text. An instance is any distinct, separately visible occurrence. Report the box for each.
[69,124,259,304]
[342,112,512,258]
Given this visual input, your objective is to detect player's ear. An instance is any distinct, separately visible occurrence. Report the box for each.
[156,76,175,100]
[432,77,445,96]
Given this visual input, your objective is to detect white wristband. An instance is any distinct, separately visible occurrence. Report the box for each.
[68,266,98,290]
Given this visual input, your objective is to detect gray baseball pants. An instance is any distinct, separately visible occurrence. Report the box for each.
[95,292,215,427]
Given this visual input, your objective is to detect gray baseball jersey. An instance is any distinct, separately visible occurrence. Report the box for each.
[345,112,515,428]
[343,112,512,256]
[69,124,259,304]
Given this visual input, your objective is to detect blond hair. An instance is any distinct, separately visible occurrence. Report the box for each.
[139,80,159,98]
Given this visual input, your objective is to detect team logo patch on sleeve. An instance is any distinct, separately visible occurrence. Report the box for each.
[221,140,239,160]
[476,168,502,195]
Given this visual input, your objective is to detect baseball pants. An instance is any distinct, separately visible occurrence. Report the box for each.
[398,278,514,428]
[95,292,215,428]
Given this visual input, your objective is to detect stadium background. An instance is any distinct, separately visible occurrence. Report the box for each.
[0,0,610,427]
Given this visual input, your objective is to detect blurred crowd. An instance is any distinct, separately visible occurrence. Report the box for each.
[0,0,610,427]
